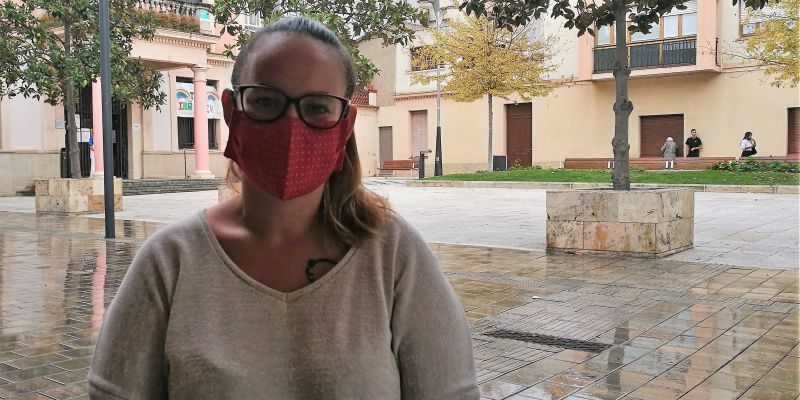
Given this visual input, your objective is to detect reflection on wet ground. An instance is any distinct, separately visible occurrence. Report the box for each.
[0,211,797,399]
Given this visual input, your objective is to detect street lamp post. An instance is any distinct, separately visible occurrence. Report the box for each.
[99,0,115,239]
[420,0,444,176]
[433,0,443,176]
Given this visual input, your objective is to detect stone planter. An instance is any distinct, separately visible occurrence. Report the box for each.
[218,181,241,202]
[34,177,122,214]
[546,188,693,257]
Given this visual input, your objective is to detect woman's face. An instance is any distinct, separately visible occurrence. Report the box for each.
[224,32,350,122]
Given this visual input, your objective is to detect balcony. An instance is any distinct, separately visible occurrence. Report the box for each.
[593,38,696,73]
[134,0,215,34]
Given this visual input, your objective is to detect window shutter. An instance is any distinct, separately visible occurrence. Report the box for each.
[667,0,697,15]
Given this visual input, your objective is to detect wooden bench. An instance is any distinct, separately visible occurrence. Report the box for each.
[563,158,612,169]
[564,158,673,170]
[379,160,418,171]
[563,156,798,170]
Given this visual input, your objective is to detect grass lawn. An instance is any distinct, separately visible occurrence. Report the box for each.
[427,168,800,186]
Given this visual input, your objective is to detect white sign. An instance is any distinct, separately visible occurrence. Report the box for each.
[176,82,223,120]
[79,128,92,143]
[132,123,141,132]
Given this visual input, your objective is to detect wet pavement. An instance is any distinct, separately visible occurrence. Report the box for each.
[0,211,798,399]
[0,180,797,269]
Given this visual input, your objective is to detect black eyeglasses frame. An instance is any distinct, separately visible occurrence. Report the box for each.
[232,84,351,129]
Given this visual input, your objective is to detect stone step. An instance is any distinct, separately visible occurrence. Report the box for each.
[122,179,223,196]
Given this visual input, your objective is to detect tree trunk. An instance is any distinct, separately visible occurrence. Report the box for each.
[63,19,81,179]
[487,93,493,171]
[611,5,632,190]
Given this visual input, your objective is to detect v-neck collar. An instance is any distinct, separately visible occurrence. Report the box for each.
[196,210,358,302]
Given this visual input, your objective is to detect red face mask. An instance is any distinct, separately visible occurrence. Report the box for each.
[224,109,351,200]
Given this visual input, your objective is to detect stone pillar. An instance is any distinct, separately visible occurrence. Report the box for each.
[192,66,214,178]
[92,79,104,176]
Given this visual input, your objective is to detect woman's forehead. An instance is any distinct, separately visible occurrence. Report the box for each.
[242,33,347,96]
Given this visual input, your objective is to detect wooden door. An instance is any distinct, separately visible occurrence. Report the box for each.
[506,103,532,167]
[788,108,799,154]
[379,126,393,163]
[640,114,684,157]
[409,111,428,159]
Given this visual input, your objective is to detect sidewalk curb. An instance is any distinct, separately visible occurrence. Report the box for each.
[407,181,800,194]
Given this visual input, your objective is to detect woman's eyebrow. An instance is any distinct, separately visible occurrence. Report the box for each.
[251,83,334,97]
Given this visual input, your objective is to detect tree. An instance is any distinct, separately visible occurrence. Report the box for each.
[0,0,166,179]
[409,15,562,171]
[213,0,426,91]
[740,0,799,87]
[460,0,775,190]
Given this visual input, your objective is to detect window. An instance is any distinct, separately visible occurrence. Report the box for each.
[176,77,219,150]
[178,119,218,150]
[739,2,789,36]
[410,46,436,71]
[596,13,695,46]
[244,12,262,32]
[597,24,612,45]
[631,21,660,41]
[682,13,697,35]
[664,15,679,37]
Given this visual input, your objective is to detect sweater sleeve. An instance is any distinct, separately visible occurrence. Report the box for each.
[390,222,480,400]
[88,236,174,400]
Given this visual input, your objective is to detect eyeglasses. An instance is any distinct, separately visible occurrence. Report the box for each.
[233,85,350,129]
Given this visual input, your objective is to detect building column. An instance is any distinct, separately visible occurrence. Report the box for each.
[92,79,104,177]
[696,0,718,70]
[577,33,594,81]
[192,66,214,178]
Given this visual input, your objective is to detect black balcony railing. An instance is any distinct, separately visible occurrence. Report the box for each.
[593,38,697,73]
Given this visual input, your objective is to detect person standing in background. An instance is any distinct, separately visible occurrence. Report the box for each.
[740,131,757,158]
[685,129,702,157]
[661,136,677,160]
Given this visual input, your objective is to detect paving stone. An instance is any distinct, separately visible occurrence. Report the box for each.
[0,201,797,399]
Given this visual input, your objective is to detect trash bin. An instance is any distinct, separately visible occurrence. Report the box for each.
[60,148,69,178]
[493,155,507,171]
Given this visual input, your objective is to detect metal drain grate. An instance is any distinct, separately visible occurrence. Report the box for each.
[484,329,612,353]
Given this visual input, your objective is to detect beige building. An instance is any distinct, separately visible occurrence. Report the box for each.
[1,0,797,195]
[0,1,381,196]
[362,0,799,173]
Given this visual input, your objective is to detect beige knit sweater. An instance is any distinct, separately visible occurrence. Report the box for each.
[88,211,479,399]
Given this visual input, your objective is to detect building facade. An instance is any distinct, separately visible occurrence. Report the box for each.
[0,1,381,195]
[364,0,799,173]
[1,0,796,195]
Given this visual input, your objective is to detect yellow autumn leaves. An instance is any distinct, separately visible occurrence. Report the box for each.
[409,15,564,102]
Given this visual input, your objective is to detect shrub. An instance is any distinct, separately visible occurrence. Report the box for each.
[507,164,544,171]
[707,159,800,173]
[133,9,200,33]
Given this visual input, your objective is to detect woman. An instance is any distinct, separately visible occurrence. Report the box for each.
[740,131,757,157]
[660,136,677,160]
[89,17,479,399]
